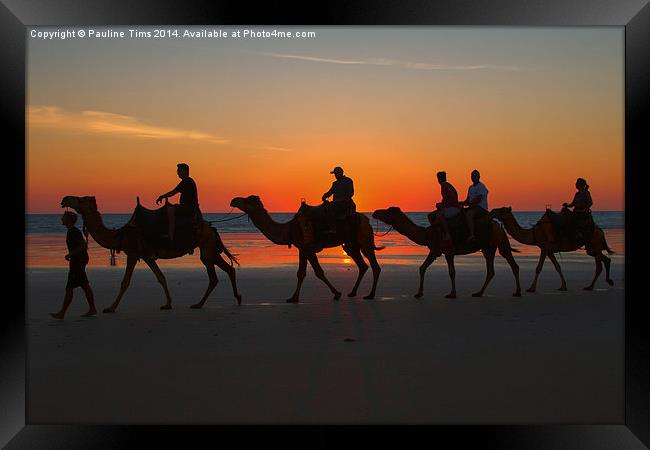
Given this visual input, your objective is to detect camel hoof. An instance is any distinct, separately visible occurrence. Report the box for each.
[583,286,594,291]
[103,308,116,314]
[526,288,536,293]
[513,291,522,297]
[236,295,242,305]
[414,292,423,299]
[445,293,456,299]
[160,305,172,310]
[558,287,568,292]
[363,294,375,300]
[347,292,357,298]
[471,292,483,298]
[606,279,614,286]
[286,298,299,303]
[190,303,203,309]
[333,292,342,300]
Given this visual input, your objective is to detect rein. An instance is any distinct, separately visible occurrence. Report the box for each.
[207,207,248,223]
[373,218,393,237]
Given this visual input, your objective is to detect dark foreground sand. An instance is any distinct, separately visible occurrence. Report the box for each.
[27,256,624,424]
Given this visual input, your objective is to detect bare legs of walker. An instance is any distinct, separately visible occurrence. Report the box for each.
[50,284,97,320]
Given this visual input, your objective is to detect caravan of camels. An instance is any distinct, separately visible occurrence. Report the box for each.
[54,165,615,317]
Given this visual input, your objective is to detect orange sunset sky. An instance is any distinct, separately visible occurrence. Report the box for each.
[27,26,624,213]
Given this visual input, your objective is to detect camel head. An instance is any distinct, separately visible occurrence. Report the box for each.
[372,207,403,225]
[489,206,513,222]
[230,195,264,214]
[61,196,98,214]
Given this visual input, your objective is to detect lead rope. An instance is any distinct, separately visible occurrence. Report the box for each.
[373,218,393,237]
[207,207,248,223]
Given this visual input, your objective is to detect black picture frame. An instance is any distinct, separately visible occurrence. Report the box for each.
[3,0,648,447]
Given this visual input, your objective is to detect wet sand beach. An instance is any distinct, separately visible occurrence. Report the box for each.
[27,252,624,424]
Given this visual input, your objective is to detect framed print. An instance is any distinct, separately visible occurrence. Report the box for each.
[2,0,649,447]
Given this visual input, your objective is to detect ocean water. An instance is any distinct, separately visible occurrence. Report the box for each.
[26,211,624,268]
[26,211,624,235]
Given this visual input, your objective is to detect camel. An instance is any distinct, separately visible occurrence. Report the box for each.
[230,196,382,302]
[60,196,241,312]
[372,207,521,298]
[489,207,614,292]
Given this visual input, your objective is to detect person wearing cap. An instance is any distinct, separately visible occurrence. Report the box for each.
[50,211,96,319]
[460,169,489,242]
[321,166,355,233]
[156,163,201,246]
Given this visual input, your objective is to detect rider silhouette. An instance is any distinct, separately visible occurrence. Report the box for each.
[321,166,355,233]
[156,163,201,247]
[562,177,594,243]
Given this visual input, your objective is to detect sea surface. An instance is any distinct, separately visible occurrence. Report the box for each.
[26,212,624,268]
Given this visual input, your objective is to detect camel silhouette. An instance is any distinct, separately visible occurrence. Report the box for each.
[230,195,382,302]
[61,196,241,312]
[372,207,521,298]
[489,207,614,291]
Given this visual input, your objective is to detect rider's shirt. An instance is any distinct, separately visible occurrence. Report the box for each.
[176,177,199,207]
[329,176,354,202]
[440,181,459,207]
[572,189,593,212]
[467,182,489,211]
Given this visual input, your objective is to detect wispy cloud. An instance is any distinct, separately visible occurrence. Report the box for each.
[259,145,294,152]
[28,106,228,144]
[262,52,519,71]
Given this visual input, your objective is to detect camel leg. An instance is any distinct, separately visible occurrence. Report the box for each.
[444,253,457,299]
[190,258,218,309]
[498,245,521,297]
[360,246,381,300]
[214,254,242,304]
[143,258,173,310]
[473,248,496,297]
[343,245,367,298]
[547,252,568,291]
[527,250,547,293]
[602,254,614,286]
[104,255,138,313]
[415,250,437,299]
[584,253,603,291]
[307,253,342,300]
[287,251,308,303]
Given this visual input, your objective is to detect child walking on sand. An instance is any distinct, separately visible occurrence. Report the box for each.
[50,211,97,319]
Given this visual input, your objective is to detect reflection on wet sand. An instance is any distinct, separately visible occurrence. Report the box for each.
[26,229,625,269]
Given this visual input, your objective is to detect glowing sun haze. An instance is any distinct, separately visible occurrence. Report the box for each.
[27,26,624,213]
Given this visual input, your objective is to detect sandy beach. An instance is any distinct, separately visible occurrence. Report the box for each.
[27,252,624,424]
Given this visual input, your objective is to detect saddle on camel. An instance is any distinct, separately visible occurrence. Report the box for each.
[537,207,596,248]
[426,208,491,254]
[294,199,358,250]
[122,197,214,257]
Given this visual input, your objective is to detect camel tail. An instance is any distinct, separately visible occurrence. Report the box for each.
[212,227,240,266]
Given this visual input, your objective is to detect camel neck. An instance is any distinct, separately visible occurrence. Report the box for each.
[248,207,291,245]
[502,214,536,245]
[80,209,118,249]
[390,213,429,246]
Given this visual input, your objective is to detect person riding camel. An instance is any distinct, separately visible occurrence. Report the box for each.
[460,169,489,243]
[427,171,460,251]
[321,166,355,233]
[562,177,594,243]
[156,163,202,248]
